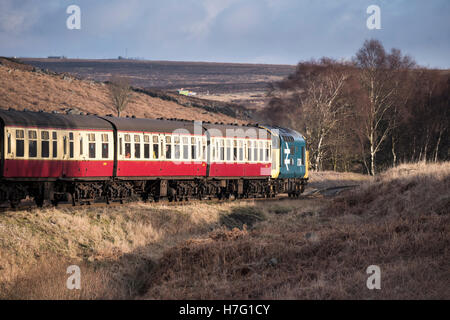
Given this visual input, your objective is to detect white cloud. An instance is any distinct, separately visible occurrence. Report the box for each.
[0,0,42,34]
[183,0,239,39]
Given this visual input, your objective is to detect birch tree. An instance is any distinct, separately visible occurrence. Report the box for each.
[354,39,414,175]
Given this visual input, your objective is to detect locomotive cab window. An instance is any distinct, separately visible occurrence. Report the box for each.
[16,129,25,157]
[88,133,96,159]
[102,134,109,159]
[41,131,49,158]
[28,130,37,158]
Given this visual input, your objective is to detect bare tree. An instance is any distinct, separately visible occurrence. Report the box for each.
[298,60,350,170]
[354,39,414,175]
[263,59,351,171]
[108,75,131,117]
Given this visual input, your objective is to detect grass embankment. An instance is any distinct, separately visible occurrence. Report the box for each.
[0,162,448,299]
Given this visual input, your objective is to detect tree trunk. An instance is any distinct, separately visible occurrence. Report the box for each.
[391,136,397,167]
[315,134,324,171]
[434,128,443,162]
[369,131,376,176]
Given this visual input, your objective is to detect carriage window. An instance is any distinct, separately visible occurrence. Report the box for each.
[259,141,264,162]
[52,132,57,158]
[16,129,24,157]
[197,139,201,160]
[41,131,49,158]
[202,138,207,161]
[144,135,150,159]
[80,136,83,156]
[211,139,216,161]
[102,134,109,159]
[182,137,189,160]
[174,136,180,159]
[219,139,224,161]
[248,141,252,162]
[266,142,271,162]
[233,140,238,161]
[88,133,96,158]
[243,141,247,161]
[164,136,170,159]
[238,140,244,162]
[69,132,74,158]
[134,135,140,159]
[63,136,67,156]
[119,138,122,155]
[191,137,197,161]
[226,140,231,161]
[28,130,37,158]
[124,134,131,158]
[253,141,258,162]
[7,133,11,154]
[153,136,159,159]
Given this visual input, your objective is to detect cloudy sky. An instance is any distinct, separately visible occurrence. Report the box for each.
[0,0,449,68]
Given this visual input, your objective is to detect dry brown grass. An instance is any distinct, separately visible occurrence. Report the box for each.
[0,162,448,299]
[307,170,371,191]
[142,162,449,299]
[0,201,263,299]
[0,63,244,124]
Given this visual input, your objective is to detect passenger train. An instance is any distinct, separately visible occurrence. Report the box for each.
[0,109,308,207]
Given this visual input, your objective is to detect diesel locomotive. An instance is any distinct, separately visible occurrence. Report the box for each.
[0,109,308,207]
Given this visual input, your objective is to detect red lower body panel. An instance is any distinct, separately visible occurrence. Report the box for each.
[208,163,271,177]
[3,159,113,178]
[117,160,207,177]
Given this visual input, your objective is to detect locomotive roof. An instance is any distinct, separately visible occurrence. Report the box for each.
[100,116,203,134]
[202,123,270,139]
[0,109,113,130]
[262,125,305,142]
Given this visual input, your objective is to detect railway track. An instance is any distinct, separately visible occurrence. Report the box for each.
[0,193,293,212]
[0,185,360,213]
